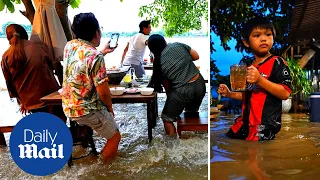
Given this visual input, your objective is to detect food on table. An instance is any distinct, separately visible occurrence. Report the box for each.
[125,88,140,94]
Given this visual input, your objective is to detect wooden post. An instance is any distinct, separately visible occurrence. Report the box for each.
[298,49,316,68]
[0,133,6,146]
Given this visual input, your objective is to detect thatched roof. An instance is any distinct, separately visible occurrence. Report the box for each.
[288,0,320,70]
[288,0,320,43]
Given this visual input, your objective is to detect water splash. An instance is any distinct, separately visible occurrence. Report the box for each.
[0,92,209,179]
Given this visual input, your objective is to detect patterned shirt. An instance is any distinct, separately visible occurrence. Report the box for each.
[161,42,200,88]
[62,39,108,118]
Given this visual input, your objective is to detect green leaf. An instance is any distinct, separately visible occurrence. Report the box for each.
[138,0,208,37]
[4,0,14,13]
[286,57,313,97]
[69,0,81,9]
[0,0,5,11]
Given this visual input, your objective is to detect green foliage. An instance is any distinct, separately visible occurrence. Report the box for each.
[138,0,208,37]
[210,58,220,84]
[239,55,254,66]
[1,0,15,13]
[286,58,313,98]
[210,0,294,54]
[0,0,23,13]
[68,0,81,9]
[0,0,82,12]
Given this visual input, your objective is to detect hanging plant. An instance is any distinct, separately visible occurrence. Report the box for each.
[286,57,313,98]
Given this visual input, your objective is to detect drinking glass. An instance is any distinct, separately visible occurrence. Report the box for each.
[230,64,247,91]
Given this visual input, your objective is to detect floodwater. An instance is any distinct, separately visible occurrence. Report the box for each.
[0,91,208,179]
[210,113,320,180]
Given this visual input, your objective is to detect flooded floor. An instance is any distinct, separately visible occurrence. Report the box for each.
[0,91,208,179]
[210,112,320,180]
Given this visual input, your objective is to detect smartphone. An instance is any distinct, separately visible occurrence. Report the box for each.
[109,33,120,49]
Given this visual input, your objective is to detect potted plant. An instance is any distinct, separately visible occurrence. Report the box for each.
[282,57,313,113]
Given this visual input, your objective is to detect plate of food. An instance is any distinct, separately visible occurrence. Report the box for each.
[124,88,141,94]
[106,66,120,72]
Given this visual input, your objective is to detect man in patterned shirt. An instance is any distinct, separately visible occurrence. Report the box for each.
[62,13,121,163]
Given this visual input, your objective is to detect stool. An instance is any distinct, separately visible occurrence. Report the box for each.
[0,126,15,146]
[68,121,98,167]
[177,111,208,138]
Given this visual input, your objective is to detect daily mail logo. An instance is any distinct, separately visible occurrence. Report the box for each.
[18,129,64,159]
[10,113,73,176]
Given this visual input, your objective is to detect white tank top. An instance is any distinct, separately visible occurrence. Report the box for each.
[124,33,148,65]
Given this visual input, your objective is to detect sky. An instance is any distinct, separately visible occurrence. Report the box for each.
[0,0,207,33]
[0,0,155,32]
[211,33,247,76]
[0,0,235,75]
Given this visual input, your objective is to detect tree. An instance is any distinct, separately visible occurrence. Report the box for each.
[1,0,208,40]
[138,0,208,37]
[210,0,294,55]
[0,0,81,41]
[210,0,295,83]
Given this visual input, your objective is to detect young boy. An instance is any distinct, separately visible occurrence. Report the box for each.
[218,16,292,141]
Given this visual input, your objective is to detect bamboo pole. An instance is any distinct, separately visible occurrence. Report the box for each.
[298,49,316,68]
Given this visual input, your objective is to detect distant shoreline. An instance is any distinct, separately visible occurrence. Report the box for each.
[0,34,208,38]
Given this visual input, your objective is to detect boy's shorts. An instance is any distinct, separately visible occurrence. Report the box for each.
[71,107,119,140]
[161,75,206,122]
[226,116,276,141]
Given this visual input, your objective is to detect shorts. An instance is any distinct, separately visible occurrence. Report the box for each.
[71,107,119,140]
[161,74,206,122]
[226,116,276,141]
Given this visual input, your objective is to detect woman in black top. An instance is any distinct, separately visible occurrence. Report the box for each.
[148,34,206,135]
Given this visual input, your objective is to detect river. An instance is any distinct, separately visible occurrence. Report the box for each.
[211,113,320,179]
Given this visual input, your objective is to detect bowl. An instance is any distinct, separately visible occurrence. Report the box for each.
[107,66,131,85]
[110,87,125,95]
[140,87,154,96]
[107,71,127,85]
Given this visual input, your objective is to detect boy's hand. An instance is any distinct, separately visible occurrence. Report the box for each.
[247,65,261,84]
[218,84,230,97]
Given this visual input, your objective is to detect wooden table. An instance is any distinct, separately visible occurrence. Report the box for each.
[40,91,158,142]
[143,64,153,70]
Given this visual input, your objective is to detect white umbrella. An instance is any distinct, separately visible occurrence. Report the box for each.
[30,0,67,62]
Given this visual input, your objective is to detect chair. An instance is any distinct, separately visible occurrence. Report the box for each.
[177,111,208,138]
[68,121,98,167]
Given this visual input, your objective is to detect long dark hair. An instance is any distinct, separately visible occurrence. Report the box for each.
[3,24,28,73]
[147,34,167,92]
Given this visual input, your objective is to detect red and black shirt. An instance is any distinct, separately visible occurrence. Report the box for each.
[230,55,292,141]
